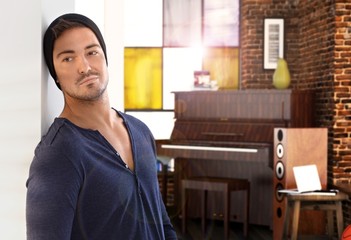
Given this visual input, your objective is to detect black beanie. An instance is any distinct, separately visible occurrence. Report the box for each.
[43,13,108,89]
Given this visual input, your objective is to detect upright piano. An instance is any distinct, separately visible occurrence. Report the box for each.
[156,89,314,227]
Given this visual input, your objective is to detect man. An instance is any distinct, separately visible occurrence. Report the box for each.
[26,13,177,240]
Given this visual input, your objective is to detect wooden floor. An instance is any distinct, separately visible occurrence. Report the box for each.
[166,205,339,240]
[171,217,336,240]
[172,218,273,240]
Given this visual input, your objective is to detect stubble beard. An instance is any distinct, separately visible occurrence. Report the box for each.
[64,74,109,103]
[75,83,108,102]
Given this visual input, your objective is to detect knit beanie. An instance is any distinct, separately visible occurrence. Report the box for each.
[43,13,108,89]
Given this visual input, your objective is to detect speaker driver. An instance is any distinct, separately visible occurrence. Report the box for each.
[275,161,285,180]
[275,182,284,202]
[276,143,284,159]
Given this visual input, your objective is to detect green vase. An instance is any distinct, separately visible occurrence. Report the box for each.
[273,58,291,89]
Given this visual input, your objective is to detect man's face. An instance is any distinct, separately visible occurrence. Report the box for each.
[53,27,108,101]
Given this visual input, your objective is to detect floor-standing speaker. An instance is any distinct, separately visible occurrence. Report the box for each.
[273,128,328,240]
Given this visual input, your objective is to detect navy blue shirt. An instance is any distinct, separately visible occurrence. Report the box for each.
[26,111,177,240]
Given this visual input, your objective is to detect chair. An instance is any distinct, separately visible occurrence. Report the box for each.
[181,176,250,239]
[283,191,349,240]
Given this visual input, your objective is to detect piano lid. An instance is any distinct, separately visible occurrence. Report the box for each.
[173,89,314,127]
[170,120,286,144]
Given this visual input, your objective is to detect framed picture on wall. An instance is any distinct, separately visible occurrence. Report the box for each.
[264,18,284,69]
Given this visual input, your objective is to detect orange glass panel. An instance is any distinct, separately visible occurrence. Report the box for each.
[124,48,162,109]
[203,48,239,89]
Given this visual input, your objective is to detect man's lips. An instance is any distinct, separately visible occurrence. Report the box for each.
[78,76,99,85]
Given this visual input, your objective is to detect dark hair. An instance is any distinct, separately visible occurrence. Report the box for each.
[50,19,86,40]
[43,13,108,89]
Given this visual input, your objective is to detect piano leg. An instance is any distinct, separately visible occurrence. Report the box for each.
[175,158,273,229]
[201,190,207,237]
[181,181,186,234]
[224,187,229,240]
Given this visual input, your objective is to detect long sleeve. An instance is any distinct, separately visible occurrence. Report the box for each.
[160,196,178,239]
[26,147,81,240]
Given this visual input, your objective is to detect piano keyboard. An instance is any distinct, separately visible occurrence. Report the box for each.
[161,144,258,153]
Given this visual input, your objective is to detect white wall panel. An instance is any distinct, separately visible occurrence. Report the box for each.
[0,0,41,239]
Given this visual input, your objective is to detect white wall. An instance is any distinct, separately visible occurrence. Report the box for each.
[0,0,41,239]
[0,1,124,239]
[104,0,124,111]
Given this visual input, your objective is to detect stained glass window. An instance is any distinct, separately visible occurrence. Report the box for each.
[163,0,202,47]
[124,48,162,109]
[203,0,240,46]
[124,0,163,47]
[163,47,203,109]
[124,0,240,110]
[203,48,240,89]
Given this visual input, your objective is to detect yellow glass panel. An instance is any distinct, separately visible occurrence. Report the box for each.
[203,48,239,89]
[124,48,162,109]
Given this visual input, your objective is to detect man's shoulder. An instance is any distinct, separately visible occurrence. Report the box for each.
[39,118,85,149]
[34,118,89,163]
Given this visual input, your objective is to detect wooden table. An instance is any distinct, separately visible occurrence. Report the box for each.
[333,182,351,197]
[283,191,349,240]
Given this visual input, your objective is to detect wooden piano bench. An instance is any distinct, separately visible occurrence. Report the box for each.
[181,176,250,240]
[283,191,349,240]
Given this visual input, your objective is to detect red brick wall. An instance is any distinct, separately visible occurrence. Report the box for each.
[333,2,351,181]
[240,0,300,89]
[241,0,351,225]
[333,1,351,224]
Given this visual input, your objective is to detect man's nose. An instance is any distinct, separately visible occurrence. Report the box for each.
[78,56,91,74]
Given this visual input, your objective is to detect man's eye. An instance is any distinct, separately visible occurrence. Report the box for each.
[63,57,73,62]
[89,51,98,56]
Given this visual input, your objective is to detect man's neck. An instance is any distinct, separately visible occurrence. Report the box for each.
[60,95,116,130]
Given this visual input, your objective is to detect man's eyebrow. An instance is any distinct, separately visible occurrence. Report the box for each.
[56,50,74,59]
[86,43,101,50]
[56,44,101,58]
